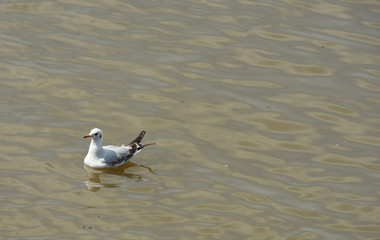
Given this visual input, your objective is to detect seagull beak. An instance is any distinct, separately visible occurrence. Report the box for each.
[83,134,92,138]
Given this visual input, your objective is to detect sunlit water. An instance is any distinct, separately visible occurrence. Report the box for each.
[1,1,379,239]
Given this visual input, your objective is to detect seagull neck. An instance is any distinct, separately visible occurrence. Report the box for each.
[89,138,103,155]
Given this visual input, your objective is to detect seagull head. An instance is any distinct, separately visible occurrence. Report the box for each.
[84,128,103,140]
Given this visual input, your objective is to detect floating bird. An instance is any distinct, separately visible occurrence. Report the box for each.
[83,128,156,168]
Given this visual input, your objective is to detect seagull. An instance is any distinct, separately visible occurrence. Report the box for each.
[83,128,156,168]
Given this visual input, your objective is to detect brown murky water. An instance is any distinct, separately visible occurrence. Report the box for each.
[1,1,379,239]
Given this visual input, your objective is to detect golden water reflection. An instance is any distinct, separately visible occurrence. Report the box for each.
[0,0,379,239]
[84,161,155,192]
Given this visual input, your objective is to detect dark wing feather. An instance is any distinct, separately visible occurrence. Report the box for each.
[129,130,146,144]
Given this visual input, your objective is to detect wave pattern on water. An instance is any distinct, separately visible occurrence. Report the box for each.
[0,0,379,239]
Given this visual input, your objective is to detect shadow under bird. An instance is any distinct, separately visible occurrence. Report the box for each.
[83,128,156,168]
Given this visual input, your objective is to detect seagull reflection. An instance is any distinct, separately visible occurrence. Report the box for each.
[84,161,154,192]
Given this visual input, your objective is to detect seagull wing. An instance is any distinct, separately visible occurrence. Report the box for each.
[103,145,135,167]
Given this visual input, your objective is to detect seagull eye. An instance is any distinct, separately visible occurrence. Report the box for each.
[94,133,98,136]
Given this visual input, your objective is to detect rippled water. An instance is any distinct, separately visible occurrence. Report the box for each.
[1,0,379,239]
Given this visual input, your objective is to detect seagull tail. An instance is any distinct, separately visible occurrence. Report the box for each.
[137,142,157,151]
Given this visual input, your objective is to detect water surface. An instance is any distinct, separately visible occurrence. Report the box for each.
[0,0,379,239]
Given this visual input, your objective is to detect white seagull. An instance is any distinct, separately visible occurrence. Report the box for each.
[83,128,156,168]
